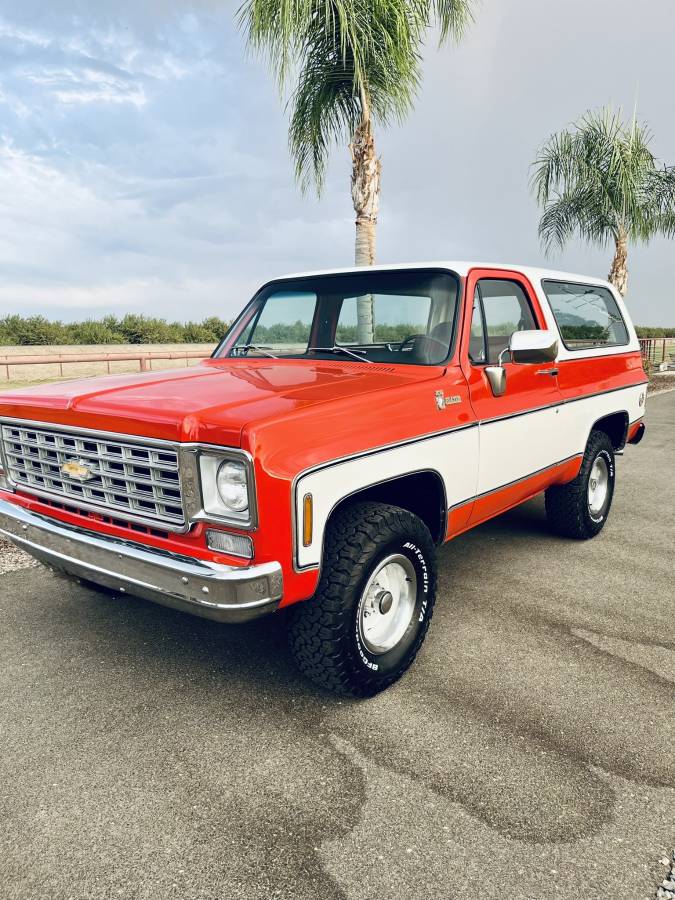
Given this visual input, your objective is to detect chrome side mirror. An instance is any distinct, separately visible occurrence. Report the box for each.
[485,365,506,397]
[484,330,558,397]
[509,329,558,364]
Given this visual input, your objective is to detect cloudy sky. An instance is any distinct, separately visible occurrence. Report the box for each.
[0,0,673,325]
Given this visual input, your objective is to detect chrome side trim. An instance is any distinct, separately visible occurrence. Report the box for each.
[289,381,646,573]
[0,498,281,624]
[291,380,645,495]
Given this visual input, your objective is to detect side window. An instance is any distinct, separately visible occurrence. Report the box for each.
[478,279,537,364]
[469,288,487,363]
[542,280,629,350]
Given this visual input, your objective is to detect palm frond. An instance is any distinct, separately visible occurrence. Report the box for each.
[432,0,476,42]
[531,105,674,255]
[538,186,614,254]
[240,0,474,191]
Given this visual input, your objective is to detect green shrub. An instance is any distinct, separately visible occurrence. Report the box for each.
[69,320,124,345]
[0,314,68,345]
[199,317,231,342]
[0,314,231,346]
[636,326,675,338]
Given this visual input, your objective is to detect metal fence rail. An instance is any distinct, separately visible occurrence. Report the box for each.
[639,338,675,366]
[0,349,212,380]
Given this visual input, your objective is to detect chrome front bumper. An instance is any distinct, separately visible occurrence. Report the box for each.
[0,498,283,623]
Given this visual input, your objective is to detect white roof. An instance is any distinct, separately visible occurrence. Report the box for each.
[278,261,614,289]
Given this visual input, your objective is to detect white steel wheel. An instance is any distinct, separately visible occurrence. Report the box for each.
[357,553,417,655]
[587,455,609,517]
[289,502,438,697]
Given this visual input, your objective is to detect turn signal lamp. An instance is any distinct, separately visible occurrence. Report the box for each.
[302,494,313,547]
[206,529,253,560]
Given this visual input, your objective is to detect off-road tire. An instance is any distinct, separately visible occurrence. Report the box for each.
[545,429,616,539]
[289,502,437,697]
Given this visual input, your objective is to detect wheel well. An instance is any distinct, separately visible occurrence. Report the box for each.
[591,411,629,450]
[327,471,447,544]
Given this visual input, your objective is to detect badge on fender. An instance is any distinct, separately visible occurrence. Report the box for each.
[435,390,461,410]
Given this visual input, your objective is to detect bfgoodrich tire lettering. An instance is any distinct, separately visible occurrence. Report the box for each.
[289,502,438,697]
[545,430,616,539]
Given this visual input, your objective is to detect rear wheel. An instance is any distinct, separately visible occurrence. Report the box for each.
[289,502,437,697]
[545,429,616,539]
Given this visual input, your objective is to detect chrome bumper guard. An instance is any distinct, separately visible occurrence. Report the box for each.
[0,498,283,623]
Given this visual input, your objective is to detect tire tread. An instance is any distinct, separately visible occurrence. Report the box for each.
[545,430,615,540]
[289,502,437,697]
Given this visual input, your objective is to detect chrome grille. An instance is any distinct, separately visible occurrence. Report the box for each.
[1,423,185,529]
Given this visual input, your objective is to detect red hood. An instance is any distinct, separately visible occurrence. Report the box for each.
[0,358,439,446]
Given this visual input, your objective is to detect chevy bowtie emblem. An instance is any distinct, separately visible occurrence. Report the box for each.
[60,459,95,482]
[435,390,461,410]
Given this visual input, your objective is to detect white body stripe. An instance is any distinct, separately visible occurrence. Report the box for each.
[295,426,480,569]
[476,405,562,496]
[557,383,645,457]
[294,384,646,570]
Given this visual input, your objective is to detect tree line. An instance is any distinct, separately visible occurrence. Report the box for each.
[0,314,231,346]
[1,313,672,346]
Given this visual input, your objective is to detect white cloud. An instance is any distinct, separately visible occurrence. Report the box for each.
[0,0,673,328]
[0,18,51,48]
[24,66,147,106]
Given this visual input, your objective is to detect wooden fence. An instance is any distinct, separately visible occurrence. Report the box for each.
[0,349,211,380]
[1,341,673,380]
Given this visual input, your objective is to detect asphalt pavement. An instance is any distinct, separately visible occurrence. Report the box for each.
[0,392,673,900]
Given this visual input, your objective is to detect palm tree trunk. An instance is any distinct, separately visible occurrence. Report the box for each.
[608,230,629,296]
[350,116,381,343]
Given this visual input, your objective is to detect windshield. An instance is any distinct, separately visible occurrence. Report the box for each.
[217,269,459,366]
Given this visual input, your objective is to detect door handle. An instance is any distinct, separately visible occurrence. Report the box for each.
[535,368,559,376]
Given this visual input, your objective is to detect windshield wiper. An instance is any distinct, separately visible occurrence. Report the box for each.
[307,346,374,364]
[235,344,279,359]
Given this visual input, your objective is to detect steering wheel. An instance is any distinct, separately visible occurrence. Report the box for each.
[398,334,425,352]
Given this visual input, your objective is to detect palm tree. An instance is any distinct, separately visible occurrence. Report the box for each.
[532,107,675,296]
[238,0,474,339]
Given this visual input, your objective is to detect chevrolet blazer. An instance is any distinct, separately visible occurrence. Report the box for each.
[0,263,647,696]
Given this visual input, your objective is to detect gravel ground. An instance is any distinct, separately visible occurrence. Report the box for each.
[0,538,38,574]
[658,852,675,899]
[649,372,675,395]
[0,392,673,900]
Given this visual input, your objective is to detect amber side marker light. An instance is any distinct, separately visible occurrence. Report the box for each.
[302,493,313,547]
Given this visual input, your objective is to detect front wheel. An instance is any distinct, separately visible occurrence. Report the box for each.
[289,502,437,697]
[545,429,616,539]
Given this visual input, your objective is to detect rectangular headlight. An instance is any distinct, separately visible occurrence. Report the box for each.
[197,450,257,528]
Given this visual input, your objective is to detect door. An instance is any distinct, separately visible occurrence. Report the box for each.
[461,269,563,520]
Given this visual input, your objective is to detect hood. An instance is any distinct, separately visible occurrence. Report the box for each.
[0,358,440,446]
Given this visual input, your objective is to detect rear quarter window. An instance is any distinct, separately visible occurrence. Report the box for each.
[542,280,629,350]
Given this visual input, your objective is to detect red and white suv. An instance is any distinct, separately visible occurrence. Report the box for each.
[0,263,647,695]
